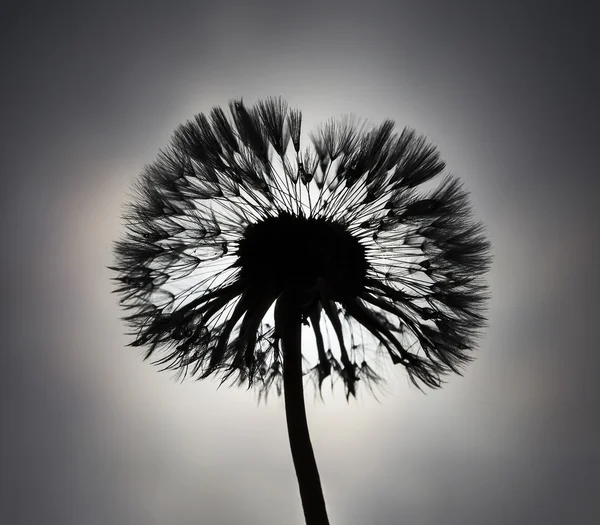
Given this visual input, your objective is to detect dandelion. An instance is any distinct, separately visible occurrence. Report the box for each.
[111,97,491,525]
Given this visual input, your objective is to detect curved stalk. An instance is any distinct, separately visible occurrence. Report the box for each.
[278,298,330,525]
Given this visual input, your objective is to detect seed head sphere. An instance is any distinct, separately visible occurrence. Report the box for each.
[112,97,491,399]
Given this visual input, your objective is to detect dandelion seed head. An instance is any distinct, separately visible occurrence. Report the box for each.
[111,96,491,400]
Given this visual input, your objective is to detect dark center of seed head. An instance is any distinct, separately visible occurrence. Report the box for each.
[236,212,368,303]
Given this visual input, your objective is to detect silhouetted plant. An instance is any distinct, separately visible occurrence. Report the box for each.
[111,97,491,525]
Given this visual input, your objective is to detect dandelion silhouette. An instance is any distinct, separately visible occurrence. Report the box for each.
[111,97,491,525]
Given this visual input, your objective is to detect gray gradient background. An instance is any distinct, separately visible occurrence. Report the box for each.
[2,1,598,524]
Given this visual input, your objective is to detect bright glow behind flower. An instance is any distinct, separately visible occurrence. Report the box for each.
[112,97,491,399]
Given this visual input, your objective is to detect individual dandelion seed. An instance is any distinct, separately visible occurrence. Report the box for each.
[111,97,491,525]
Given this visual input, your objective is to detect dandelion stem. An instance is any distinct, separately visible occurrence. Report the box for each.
[279,298,330,525]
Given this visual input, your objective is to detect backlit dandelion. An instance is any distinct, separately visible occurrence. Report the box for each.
[111,97,491,525]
